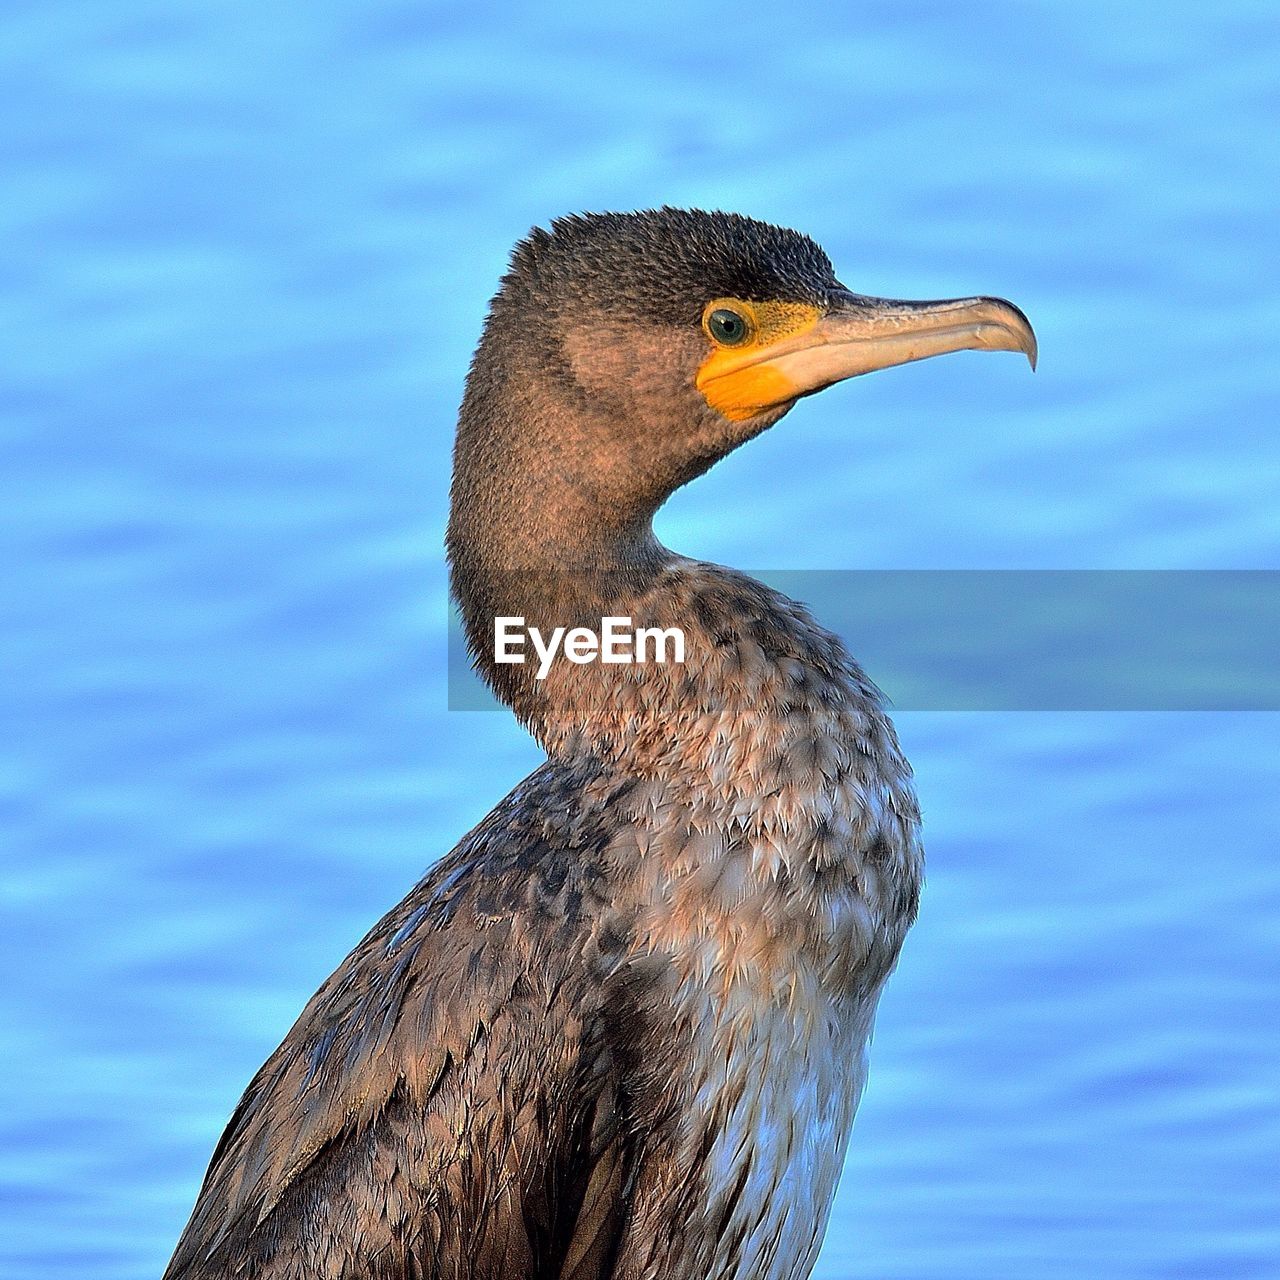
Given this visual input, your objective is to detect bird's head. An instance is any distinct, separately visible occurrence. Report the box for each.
[451,207,1035,566]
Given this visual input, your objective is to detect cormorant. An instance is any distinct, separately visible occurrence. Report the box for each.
[163,208,1035,1280]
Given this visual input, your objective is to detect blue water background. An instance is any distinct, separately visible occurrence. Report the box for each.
[2,4,1278,1276]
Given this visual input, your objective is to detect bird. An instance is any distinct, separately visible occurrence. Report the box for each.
[162,207,1035,1280]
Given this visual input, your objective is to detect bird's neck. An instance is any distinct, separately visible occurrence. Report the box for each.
[444,369,888,792]
[447,363,683,746]
[448,502,672,743]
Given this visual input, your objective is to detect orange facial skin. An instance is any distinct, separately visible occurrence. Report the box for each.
[695,299,822,421]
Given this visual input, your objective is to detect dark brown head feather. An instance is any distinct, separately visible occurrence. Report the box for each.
[502,207,840,325]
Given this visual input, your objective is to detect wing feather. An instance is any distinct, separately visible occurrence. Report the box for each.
[163,763,658,1280]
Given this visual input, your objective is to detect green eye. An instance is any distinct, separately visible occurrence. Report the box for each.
[707,306,751,346]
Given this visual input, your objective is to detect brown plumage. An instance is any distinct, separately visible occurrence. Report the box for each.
[163,208,1035,1280]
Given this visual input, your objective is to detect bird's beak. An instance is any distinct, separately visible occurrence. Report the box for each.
[697,292,1037,421]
